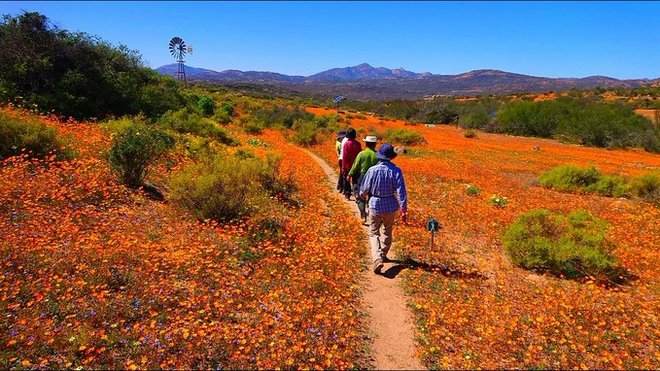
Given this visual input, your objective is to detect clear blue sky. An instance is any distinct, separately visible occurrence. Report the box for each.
[1,1,659,79]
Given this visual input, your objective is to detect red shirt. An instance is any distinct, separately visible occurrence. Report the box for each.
[341,139,362,172]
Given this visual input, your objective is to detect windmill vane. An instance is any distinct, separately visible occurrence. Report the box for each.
[169,36,188,85]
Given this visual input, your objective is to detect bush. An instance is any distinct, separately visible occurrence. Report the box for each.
[489,194,508,208]
[494,97,659,151]
[466,185,480,196]
[107,124,174,188]
[503,209,619,279]
[0,111,73,160]
[459,110,490,129]
[0,12,184,120]
[251,105,314,129]
[464,129,477,138]
[382,128,425,145]
[629,171,660,205]
[197,96,215,116]
[159,109,236,145]
[586,175,629,198]
[238,115,267,134]
[169,153,297,222]
[539,165,602,192]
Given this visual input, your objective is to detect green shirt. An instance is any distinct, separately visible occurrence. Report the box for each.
[349,147,379,177]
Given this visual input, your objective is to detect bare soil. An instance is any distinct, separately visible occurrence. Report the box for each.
[304,149,424,370]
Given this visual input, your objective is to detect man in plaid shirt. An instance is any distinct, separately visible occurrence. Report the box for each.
[359,143,408,274]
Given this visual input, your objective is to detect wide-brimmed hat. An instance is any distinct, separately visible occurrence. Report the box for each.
[363,135,377,143]
[376,143,397,161]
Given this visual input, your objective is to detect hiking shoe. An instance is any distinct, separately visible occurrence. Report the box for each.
[373,259,384,274]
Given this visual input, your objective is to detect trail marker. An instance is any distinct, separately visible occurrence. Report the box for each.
[426,218,441,249]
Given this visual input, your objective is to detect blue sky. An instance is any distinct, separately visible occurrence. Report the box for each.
[1,1,659,79]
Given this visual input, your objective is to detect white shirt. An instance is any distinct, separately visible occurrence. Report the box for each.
[339,137,348,160]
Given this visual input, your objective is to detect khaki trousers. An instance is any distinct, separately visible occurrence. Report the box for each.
[368,211,396,263]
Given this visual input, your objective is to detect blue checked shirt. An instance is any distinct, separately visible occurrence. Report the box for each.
[359,160,407,215]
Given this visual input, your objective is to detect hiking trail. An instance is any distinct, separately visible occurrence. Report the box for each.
[304,149,424,370]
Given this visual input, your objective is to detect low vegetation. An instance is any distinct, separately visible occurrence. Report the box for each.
[107,123,174,188]
[503,209,619,280]
[0,110,73,160]
[381,128,425,145]
[539,165,660,203]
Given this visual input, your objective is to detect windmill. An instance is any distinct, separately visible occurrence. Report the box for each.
[169,36,191,85]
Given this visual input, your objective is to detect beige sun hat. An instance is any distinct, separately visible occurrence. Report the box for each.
[363,135,378,143]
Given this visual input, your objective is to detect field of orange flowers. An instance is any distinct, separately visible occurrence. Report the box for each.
[0,107,370,369]
[310,107,659,369]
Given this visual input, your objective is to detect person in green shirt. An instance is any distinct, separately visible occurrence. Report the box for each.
[349,135,379,223]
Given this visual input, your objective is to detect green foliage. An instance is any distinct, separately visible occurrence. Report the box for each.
[197,96,215,116]
[459,110,490,129]
[425,108,458,125]
[466,185,480,196]
[0,111,73,160]
[290,114,340,146]
[539,165,602,192]
[495,97,659,151]
[238,115,267,134]
[382,128,425,145]
[503,209,619,279]
[539,165,660,202]
[250,105,314,129]
[628,171,660,205]
[0,12,183,119]
[169,153,297,222]
[586,175,630,198]
[159,109,236,145]
[464,129,477,138]
[489,194,508,208]
[107,123,174,188]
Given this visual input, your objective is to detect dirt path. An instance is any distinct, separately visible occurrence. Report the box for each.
[304,149,424,370]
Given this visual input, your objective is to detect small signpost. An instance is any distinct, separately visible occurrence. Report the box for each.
[426,217,441,249]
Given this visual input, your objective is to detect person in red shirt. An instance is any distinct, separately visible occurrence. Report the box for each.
[341,128,362,200]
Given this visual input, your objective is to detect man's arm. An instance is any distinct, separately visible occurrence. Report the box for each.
[359,168,373,200]
[394,167,407,219]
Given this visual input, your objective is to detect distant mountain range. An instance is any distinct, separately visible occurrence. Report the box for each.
[156,63,659,100]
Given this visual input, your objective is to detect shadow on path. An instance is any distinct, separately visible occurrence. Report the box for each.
[380,258,488,281]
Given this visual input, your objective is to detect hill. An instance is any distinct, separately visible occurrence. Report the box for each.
[156,63,659,100]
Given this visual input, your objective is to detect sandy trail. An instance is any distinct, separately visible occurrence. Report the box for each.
[304,149,424,370]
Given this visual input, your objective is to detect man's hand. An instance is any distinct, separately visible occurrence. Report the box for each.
[400,210,407,224]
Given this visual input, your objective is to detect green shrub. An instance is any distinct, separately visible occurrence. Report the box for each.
[0,111,73,160]
[0,12,184,120]
[219,102,235,117]
[464,129,477,138]
[503,209,619,279]
[159,109,236,145]
[539,165,602,192]
[197,96,215,116]
[238,115,267,134]
[107,124,174,188]
[586,175,629,198]
[466,185,480,196]
[169,153,297,222]
[250,105,314,129]
[459,110,490,130]
[382,128,425,145]
[494,97,659,151]
[629,171,660,205]
[489,194,508,208]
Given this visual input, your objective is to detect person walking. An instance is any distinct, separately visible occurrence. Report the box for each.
[348,135,379,223]
[359,143,407,274]
[335,130,347,192]
[341,128,361,200]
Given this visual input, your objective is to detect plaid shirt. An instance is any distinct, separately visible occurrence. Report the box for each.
[360,160,407,215]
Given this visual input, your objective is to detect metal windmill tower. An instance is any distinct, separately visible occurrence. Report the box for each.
[169,36,191,85]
